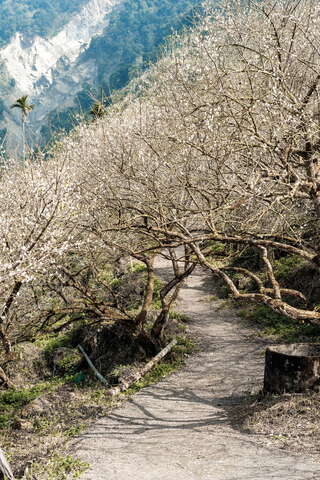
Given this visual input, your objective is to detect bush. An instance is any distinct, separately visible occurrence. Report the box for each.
[273,255,304,281]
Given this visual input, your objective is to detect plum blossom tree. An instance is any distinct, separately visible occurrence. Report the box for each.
[0,154,82,360]
[74,0,320,325]
[2,0,320,383]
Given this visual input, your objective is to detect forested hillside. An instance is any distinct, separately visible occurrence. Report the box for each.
[0,0,202,153]
[1,0,320,475]
[0,0,88,46]
[41,0,201,142]
[85,0,200,89]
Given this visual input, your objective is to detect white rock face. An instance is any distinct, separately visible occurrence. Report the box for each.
[0,0,122,153]
[0,0,120,94]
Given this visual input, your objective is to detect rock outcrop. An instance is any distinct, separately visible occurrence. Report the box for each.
[0,0,121,154]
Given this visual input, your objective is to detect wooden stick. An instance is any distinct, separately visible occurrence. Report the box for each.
[77,345,110,387]
[0,448,14,480]
[107,338,177,396]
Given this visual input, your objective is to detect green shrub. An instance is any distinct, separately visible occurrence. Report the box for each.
[54,350,82,375]
[208,241,226,255]
[273,255,304,281]
[130,261,147,273]
[36,332,74,355]
[0,384,49,427]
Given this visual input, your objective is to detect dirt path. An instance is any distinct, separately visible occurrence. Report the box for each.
[73,256,320,479]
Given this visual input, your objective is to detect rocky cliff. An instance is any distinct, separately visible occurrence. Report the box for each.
[0,0,201,156]
[0,0,121,154]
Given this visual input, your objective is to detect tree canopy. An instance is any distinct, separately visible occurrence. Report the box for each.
[1,0,320,383]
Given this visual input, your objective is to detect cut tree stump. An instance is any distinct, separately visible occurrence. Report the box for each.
[264,343,320,394]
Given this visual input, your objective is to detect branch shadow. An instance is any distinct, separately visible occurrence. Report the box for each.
[72,339,265,449]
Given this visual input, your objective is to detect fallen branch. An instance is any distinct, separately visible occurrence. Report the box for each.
[77,345,110,387]
[0,448,14,480]
[107,338,177,396]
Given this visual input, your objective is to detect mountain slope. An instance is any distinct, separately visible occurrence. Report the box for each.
[41,0,201,143]
[0,0,88,47]
[0,0,202,155]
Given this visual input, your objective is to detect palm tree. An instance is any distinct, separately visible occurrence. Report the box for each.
[89,100,107,119]
[89,88,108,120]
[11,95,34,161]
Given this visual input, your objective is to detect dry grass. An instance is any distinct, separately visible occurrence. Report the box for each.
[0,382,119,478]
[231,391,320,458]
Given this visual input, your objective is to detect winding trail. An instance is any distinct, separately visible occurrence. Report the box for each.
[73,256,320,479]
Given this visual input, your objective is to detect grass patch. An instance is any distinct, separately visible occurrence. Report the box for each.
[24,454,89,480]
[173,335,196,355]
[125,360,182,394]
[239,304,320,342]
[0,382,60,428]
[273,254,304,281]
[169,310,189,322]
[64,423,86,437]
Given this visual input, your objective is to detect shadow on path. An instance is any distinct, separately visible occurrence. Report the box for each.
[72,255,320,480]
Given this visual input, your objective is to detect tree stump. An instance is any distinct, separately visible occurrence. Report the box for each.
[264,343,320,394]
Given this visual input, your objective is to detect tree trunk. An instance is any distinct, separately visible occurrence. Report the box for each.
[264,344,320,394]
[22,116,26,162]
[135,257,155,329]
[151,261,195,340]
[0,328,12,355]
[0,281,22,355]
[0,367,15,389]
[151,306,170,340]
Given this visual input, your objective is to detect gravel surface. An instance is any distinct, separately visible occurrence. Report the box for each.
[72,256,320,479]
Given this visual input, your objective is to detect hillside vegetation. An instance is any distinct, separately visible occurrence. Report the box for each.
[0,0,88,46]
[41,0,202,142]
[2,0,320,375]
[1,0,320,473]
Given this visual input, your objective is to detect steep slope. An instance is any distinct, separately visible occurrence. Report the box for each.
[1,0,119,94]
[0,0,201,156]
[0,0,89,47]
[0,0,122,154]
[40,0,201,144]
